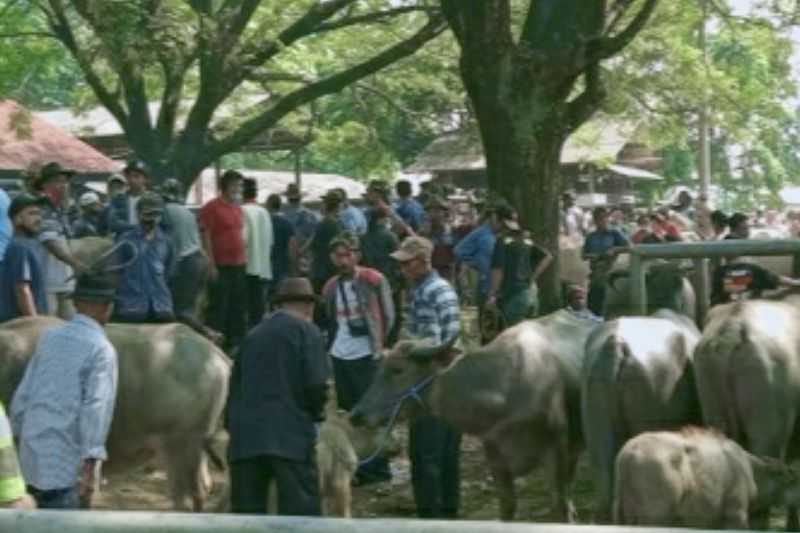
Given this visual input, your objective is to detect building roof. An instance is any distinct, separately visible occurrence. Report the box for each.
[36,96,309,159]
[406,119,653,173]
[185,169,367,206]
[0,100,119,174]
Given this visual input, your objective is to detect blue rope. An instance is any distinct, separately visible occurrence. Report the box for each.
[357,372,438,467]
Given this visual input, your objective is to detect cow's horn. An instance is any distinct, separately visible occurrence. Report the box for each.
[408,335,460,361]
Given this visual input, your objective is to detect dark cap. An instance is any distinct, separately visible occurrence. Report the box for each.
[272,277,318,305]
[71,273,117,303]
[329,231,360,253]
[137,191,165,218]
[322,189,343,206]
[107,174,126,186]
[286,183,303,199]
[123,160,150,176]
[9,193,46,219]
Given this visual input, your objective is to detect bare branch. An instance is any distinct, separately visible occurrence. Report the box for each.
[0,31,57,39]
[565,63,606,132]
[593,0,660,62]
[316,6,435,32]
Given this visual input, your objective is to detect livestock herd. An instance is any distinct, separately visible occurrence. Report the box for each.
[2,259,800,529]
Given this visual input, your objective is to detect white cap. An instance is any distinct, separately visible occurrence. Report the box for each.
[79,191,101,207]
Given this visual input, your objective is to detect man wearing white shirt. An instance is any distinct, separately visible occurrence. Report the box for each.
[242,178,274,328]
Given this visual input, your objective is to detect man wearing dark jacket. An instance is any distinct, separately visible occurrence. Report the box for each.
[227,277,330,516]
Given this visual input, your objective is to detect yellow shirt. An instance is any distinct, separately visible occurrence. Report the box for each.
[0,403,25,503]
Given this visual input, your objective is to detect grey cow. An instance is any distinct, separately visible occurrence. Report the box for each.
[0,317,229,511]
[582,309,701,522]
[604,262,696,321]
[351,309,599,521]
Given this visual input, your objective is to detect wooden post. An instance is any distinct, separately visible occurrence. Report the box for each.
[629,253,647,315]
[693,258,709,324]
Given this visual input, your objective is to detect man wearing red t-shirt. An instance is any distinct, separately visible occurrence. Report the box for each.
[200,170,247,351]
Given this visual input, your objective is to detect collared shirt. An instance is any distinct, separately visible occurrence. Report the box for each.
[0,237,48,322]
[35,198,74,294]
[340,205,367,236]
[114,227,175,320]
[242,203,274,280]
[407,270,461,344]
[394,198,426,231]
[0,188,11,261]
[454,223,496,300]
[10,314,118,491]
[282,204,319,243]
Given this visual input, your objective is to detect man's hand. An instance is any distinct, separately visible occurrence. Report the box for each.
[78,459,97,508]
[207,263,219,283]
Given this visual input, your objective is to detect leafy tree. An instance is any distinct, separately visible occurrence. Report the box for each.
[1,0,447,183]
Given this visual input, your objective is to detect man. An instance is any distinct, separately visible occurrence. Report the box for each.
[0,194,48,322]
[454,204,502,309]
[725,212,750,240]
[420,197,456,282]
[360,205,400,280]
[72,192,106,238]
[108,160,150,236]
[241,178,274,328]
[671,190,695,220]
[266,194,297,296]
[487,217,553,327]
[33,162,87,319]
[0,186,11,260]
[391,236,461,519]
[160,179,209,330]
[200,170,247,351]
[0,403,34,509]
[337,188,367,237]
[321,234,395,485]
[564,285,603,322]
[394,179,425,233]
[582,206,630,316]
[282,183,319,272]
[11,274,118,510]
[561,192,584,237]
[307,190,343,293]
[227,277,330,516]
[114,192,175,323]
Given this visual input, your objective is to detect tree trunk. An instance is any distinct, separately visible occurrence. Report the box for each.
[477,106,567,312]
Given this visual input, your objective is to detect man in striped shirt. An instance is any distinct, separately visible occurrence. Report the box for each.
[10,274,118,509]
[391,236,462,519]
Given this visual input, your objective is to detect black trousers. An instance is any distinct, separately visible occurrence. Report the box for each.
[207,265,247,350]
[331,355,390,479]
[245,275,269,329]
[587,280,606,316]
[170,250,208,324]
[409,415,462,519]
[230,454,321,516]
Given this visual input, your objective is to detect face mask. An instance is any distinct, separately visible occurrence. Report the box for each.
[230,193,243,205]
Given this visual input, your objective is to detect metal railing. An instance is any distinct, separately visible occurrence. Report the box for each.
[628,239,800,322]
[0,510,769,533]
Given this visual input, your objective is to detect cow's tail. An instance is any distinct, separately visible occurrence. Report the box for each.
[204,435,226,472]
[695,318,748,443]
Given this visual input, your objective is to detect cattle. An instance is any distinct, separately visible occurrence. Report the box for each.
[604,262,696,321]
[68,237,115,269]
[582,310,701,522]
[694,295,800,529]
[351,310,600,521]
[0,317,230,511]
[613,428,800,528]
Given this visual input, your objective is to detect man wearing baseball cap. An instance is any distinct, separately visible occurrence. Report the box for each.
[108,160,150,236]
[391,235,462,519]
[0,194,48,322]
[72,192,105,238]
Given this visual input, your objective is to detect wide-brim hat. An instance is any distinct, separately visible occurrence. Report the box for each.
[272,277,319,305]
[70,274,117,302]
[36,162,75,187]
[123,160,150,176]
[321,189,343,204]
[285,183,303,199]
[390,236,434,262]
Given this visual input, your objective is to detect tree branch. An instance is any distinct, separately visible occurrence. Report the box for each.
[209,16,447,160]
[593,0,660,62]
[565,63,606,133]
[0,31,57,39]
[316,6,435,33]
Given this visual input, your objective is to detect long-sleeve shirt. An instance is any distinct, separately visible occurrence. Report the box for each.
[10,314,118,491]
[114,227,175,320]
[406,270,461,344]
[454,222,496,301]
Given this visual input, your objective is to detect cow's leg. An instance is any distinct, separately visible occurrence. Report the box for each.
[163,436,208,512]
[550,438,578,523]
[484,444,516,521]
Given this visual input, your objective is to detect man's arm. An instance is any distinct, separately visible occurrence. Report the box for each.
[42,240,86,273]
[532,248,554,282]
[435,286,461,344]
[303,327,331,422]
[14,283,37,317]
[378,276,396,340]
[79,346,119,463]
[200,229,217,282]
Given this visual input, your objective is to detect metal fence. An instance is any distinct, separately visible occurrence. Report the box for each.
[0,511,766,533]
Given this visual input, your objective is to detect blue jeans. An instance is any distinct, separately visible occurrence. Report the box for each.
[28,485,80,509]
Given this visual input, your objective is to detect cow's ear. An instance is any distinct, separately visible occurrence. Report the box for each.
[434,347,462,367]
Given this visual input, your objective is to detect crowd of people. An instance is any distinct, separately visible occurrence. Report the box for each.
[0,162,797,516]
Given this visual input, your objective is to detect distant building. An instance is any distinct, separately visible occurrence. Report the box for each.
[406,118,664,207]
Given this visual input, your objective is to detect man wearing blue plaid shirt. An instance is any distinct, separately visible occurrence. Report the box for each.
[391,236,461,519]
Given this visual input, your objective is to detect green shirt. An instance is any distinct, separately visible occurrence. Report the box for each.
[0,403,25,503]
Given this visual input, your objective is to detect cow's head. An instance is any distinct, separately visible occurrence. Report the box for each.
[350,337,461,428]
[646,262,692,314]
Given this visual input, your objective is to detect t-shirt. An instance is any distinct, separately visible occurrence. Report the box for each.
[0,188,11,261]
[583,229,629,279]
[0,238,48,322]
[270,213,294,283]
[36,200,74,293]
[163,203,202,258]
[711,262,780,305]
[310,218,342,288]
[199,197,245,266]
[242,203,274,280]
[491,236,548,298]
[330,280,372,360]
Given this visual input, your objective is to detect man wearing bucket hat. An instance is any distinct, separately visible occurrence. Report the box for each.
[282,183,319,254]
[11,273,118,510]
[113,192,175,323]
[228,277,330,516]
[33,162,87,319]
[108,160,151,236]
